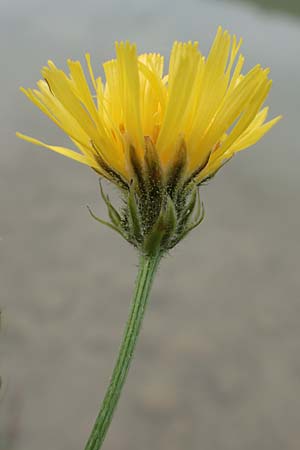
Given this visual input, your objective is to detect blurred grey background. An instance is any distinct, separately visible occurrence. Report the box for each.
[0,0,299,449]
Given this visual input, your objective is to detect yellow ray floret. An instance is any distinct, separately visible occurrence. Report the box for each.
[17,27,281,186]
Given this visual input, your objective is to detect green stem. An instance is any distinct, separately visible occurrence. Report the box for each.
[84,252,161,450]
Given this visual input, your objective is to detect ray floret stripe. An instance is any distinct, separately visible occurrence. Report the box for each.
[17,26,281,186]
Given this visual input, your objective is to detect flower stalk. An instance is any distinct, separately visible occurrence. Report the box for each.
[84,252,161,450]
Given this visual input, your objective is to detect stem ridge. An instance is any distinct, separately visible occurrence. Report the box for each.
[84,253,161,450]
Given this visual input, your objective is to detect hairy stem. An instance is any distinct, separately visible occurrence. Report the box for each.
[84,252,161,450]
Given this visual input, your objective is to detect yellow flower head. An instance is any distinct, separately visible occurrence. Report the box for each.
[17,27,281,254]
[17,26,280,185]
